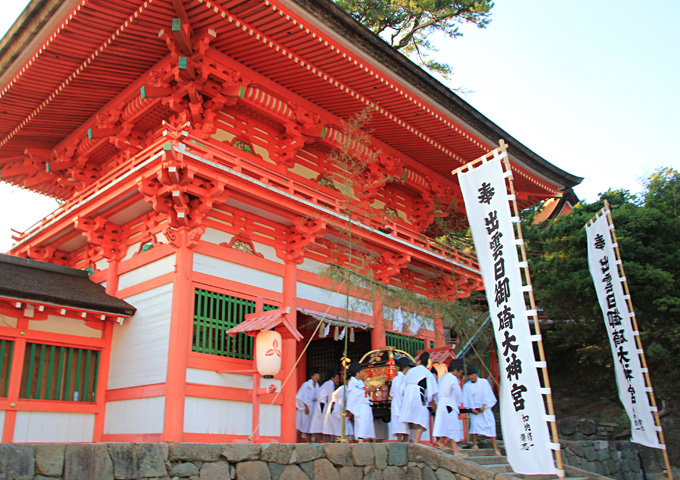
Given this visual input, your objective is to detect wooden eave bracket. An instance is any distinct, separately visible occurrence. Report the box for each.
[0,297,131,327]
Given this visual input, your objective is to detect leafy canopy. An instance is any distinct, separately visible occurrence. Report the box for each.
[333,0,494,77]
[522,168,680,397]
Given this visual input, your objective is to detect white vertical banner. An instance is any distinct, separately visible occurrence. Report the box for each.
[585,211,662,449]
[458,152,556,475]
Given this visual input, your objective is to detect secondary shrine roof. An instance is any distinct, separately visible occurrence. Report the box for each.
[0,253,136,317]
[0,0,581,202]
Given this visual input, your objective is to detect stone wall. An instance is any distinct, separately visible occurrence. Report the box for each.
[558,419,675,480]
[0,442,519,480]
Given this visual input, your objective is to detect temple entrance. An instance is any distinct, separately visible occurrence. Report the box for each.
[305,330,372,380]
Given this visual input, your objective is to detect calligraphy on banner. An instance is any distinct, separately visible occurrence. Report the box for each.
[585,212,662,449]
[458,152,556,475]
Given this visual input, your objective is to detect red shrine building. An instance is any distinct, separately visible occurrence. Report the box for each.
[0,0,581,443]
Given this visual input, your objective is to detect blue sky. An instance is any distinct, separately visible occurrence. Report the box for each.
[0,0,678,252]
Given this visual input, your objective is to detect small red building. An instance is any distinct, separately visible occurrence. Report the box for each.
[0,0,581,443]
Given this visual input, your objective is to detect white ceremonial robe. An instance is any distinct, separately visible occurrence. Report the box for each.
[308,379,335,434]
[346,377,375,440]
[389,372,409,436]
[462,377,497,437]
[295,379,317,433]
[399,365,438,430]
[433,373,464,441]
[322,385,353,438]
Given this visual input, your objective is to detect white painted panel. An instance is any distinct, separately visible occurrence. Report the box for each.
[118,254,176,291]
[252,241,280,264]
[194,254,282,292]
[0,316,18,328]
[258,404,281,437]
[124,233,163,262]
[260,377,281,390]
[187,368,252,389]
[297,282,373,315]
[14,412,94,443]
[0,410,4,434]
[299,257,326,275]
[108,284,172,389]
[202,227,228,245]
[104,397,165,434]
[95,258,110,273]
[29,316,103,339]
[184,397,252,435]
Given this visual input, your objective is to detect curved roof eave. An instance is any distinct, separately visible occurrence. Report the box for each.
[288,0,583,191]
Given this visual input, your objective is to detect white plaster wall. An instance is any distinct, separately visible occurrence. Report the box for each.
[298,257,327,275]
[104,397,165,434]
[118,254,176,291]
[194,254,282,292]
[95,258,109,273]
[202,227,228,245]
[200,229,280,264]
[108,284,172,390]
[28,316,103,339]
[0,316,18,328]
[124,233,163,262]
[186,368,281,391]
[186,368,252,389]
[258,404,281,437]
[297,282,373,315]
[14,412,94,443]
[0,410,4,435]
[251,240,279,263]
[184,397,252,435]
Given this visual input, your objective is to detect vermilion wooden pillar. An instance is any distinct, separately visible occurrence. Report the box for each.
[163,228,197,442]
[1,318,28,443]
[93,259,120,441]
[371,297,386,349]
[281,260,298,443]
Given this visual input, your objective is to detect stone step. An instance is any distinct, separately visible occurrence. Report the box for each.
[511,474,559,480]
[466,455,509,465]
[461,447,504,457]
[486,464,515,473]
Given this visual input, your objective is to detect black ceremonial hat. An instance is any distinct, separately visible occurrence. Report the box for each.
[348,362,362,376]
[448,358,464,372]
[396,356,415,370]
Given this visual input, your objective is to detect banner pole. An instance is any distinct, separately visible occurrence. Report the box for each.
[601,200,673,479]
[498,140,565,480]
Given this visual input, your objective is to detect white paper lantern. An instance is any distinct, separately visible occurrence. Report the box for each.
[256,330,282,378]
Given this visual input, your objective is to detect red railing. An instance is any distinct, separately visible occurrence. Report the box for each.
[13,127,480,274]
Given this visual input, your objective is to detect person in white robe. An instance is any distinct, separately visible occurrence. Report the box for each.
[322,384,353,440]
[295,372,319,441]
[389,357,410,441]
[462,366,501,456]
[307,370,340,441]
[346,362,376,442]
[399,353,437,443]
[433,358,466,456]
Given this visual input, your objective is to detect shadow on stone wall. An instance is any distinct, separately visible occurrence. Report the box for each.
[558,419,675,480]
[0,442,523,480]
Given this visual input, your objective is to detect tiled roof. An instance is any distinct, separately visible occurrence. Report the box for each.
[0,253,135,316]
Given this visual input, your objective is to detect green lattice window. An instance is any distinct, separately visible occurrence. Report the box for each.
[0,339,13,398]
[20,343,100,402]
[192,289,276,360]
[386,332,425,358]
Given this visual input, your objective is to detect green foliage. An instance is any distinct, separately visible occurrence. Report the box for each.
[333,0,494,77]
[524,169,680,397]
[643,167,680,217]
